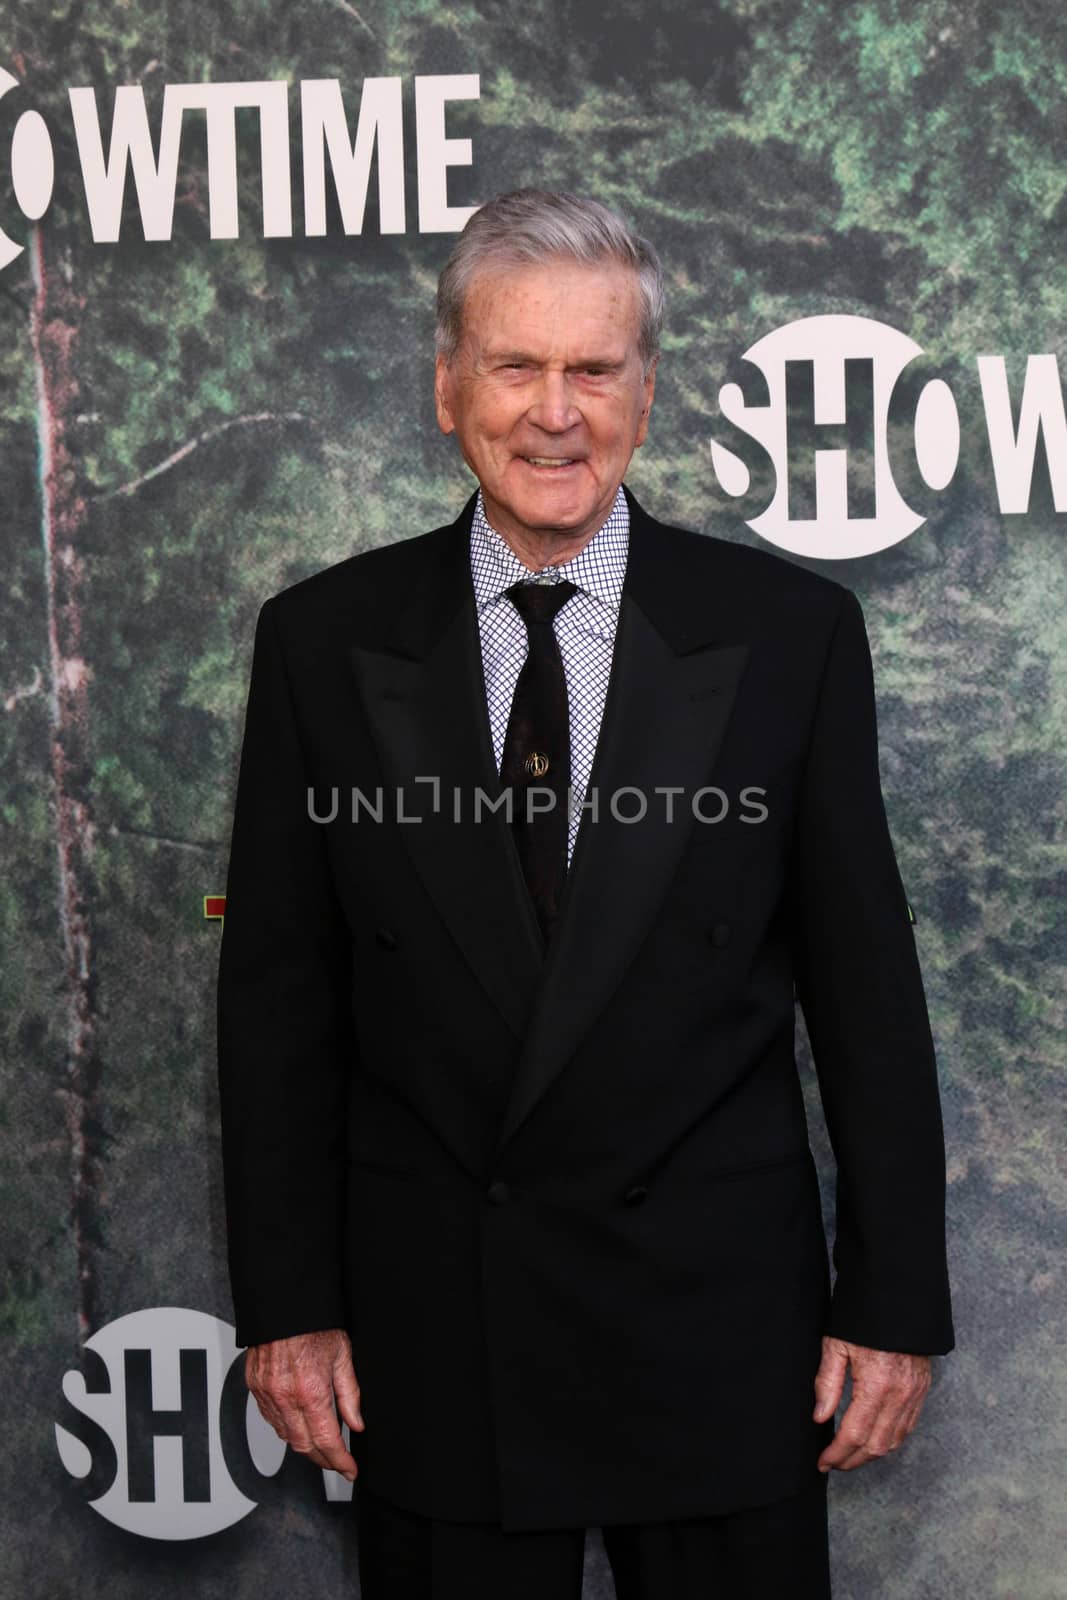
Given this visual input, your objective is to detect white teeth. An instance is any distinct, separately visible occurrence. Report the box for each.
[525,457,574,467]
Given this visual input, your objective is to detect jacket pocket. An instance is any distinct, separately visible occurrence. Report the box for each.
[702,1148,813,1183]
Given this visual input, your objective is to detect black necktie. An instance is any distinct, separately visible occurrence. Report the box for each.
[499,579,579,944]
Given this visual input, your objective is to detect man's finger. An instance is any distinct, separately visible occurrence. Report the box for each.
[817,1388,883,1471]
[301,1446,355,1475]
[812,1340,849,1423]
[281,1408,358,1480]
[820,1378,916,1471]
[861,1395,913,1462]
[304,1415,358,1479]
[333,1351,365,1433]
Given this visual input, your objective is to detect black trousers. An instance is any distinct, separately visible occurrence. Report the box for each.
[355,1472,831,1599]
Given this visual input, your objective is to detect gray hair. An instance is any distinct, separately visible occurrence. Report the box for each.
[435,188,664,377]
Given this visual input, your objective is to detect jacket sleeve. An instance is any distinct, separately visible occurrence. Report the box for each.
[216,596,355,1348]
[790,587,955,1356]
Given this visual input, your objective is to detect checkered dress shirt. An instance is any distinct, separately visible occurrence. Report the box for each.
[469,485,630,866]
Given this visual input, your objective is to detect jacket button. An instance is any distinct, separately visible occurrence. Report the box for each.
[486,1181,511,1206]
[709,922,730,949]
[623,1184,648,1206]
[376,927,399,950]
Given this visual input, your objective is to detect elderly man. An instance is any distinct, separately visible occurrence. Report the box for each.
[217,189,953,1599]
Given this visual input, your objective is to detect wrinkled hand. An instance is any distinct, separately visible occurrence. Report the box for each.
[245,1327,364,1481]
[814,1335,931,1472]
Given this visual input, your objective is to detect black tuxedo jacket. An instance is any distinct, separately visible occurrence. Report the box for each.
[217,484,954,1530]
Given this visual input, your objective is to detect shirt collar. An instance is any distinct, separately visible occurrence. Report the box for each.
[469,484,629,613]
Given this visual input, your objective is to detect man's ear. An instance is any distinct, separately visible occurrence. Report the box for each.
[434,354,455,436]
[635,356,658,448]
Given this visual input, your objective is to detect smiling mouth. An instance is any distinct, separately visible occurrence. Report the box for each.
[520,456,578,468]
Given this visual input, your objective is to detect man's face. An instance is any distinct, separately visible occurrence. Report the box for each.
[434,258,656,548]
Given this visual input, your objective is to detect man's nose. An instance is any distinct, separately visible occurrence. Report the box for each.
[526,370,582,432]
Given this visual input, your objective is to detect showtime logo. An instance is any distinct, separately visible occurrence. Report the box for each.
[710,314,1067,558]
[0,67,480,269]
[55,1307,353,1541]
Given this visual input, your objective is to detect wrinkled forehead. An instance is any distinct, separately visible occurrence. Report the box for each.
[457,257,644,361]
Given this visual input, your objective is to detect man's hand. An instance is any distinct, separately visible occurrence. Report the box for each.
[245,1327,364,1481]
[813,1335,931,1472]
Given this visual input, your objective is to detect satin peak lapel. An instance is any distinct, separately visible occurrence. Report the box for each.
[349,496,544,1040]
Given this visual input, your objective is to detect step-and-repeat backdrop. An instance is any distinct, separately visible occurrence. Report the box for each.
[2,2,1063,1595]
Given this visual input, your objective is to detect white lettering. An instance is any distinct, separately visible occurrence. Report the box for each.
[978,353,1067,513]
[414,74,479,233]
[300,78,405,236]
[70,85,184,242]
[71,81,293,243]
